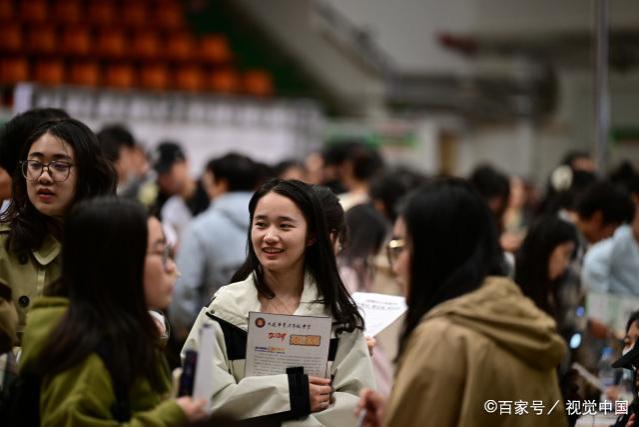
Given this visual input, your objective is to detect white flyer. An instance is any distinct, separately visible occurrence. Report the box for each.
[193,324,215,405]
[245,312,332,377]
[352,292,407,337]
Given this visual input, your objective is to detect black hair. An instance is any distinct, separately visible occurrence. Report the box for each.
[469,164,510,202]
[206,153,257,192]
[398,178,505,356]
[627,311,639,334]
[253,162,276,188]
[275,159,306,179]
[313,185,346,246]
[561,150,591,169]
[96,124,135,163]
[514,216,578,317]
[2,118,117,253]
[0,108,69,176]
[345,143,384,182]
[341,204,388,263]
[232,179,363,332]
[575,180,634,224]
[37,197,163,392]
[370,169,429,222]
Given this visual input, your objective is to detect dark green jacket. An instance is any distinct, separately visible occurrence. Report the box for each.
[0,224,62,335]
[20,297,187,427]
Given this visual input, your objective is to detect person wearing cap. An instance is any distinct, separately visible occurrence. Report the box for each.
[152,141,208,245]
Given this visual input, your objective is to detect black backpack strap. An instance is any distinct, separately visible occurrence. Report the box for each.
[95,343,131,422]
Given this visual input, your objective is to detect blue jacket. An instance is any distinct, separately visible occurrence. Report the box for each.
[170,192,252,335]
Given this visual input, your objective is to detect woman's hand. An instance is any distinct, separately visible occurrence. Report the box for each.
[356,388,386,427]
[309,376,333,412]
[176,396,208,423]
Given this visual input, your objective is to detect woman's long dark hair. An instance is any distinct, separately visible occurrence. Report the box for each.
[232,179,363,332]
[2,118,117,254]
[37,197,163,392]
[514,216,578,318]
[398,178,505,356]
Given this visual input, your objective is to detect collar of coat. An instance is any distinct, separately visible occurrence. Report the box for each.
[206,271,330,330]
[0,223,60,266]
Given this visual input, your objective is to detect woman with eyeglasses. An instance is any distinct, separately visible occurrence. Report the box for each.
[357,179,568,427]
[0,118,116,336]
[182,179,375,425]
[17,197,207,426]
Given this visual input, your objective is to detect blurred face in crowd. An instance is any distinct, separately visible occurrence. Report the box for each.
[624,321,639,355]
[157,160,189,195]
[251,192,309,275]
[391,216,411,296]
[144,217,177,310]
[0,167,11,200]
[114,146,136,185]
[548,241,575,281]
[576,211,618,244]
[25,132,78,218]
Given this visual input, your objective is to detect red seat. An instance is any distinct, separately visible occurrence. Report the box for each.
[0,0,14,22]
[209,69,240,94]
[154,3,185,30]
[26,26,57,55]
[88,1,116,26]
[243,70,273,97]
[61,26,92,57]
[34,60,65,86]
[96,29,127,59]
[140,64,170,90]
[69,61,100,86]
[124,3,148,28]
[104,64,136,88]
[131,30,161,60]
[199,35,231,64]
[174,65,204,91]
[0,58,29,84]
[53,1,83,25]
[166,32,194,61]
[20,0,47,23]
[0,24,22,53]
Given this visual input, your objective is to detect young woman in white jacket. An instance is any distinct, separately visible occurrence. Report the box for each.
[182,179,375,426]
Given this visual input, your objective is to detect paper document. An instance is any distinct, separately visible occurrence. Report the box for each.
[586,292,639,337]
[352,292,407,337]
[193,324,215,405]
[245,312,331,377]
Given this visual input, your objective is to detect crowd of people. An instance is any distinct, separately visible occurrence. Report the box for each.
[0,107,638,426]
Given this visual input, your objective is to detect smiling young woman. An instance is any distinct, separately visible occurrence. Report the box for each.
[182,179,374,426]
[0,118,116,336]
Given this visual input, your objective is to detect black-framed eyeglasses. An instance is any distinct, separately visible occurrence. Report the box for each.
[148,245,175,271]
[21,160,74,182]
[386,238,406,266]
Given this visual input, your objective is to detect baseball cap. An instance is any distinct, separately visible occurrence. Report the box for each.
[152,141,186,174]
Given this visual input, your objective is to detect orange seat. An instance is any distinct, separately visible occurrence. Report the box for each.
[131,31,161,60]
[124,3,148,27]
[0,24,22,53]
[174,65,204,91]
[104,64,136,88]
[61,26,92,57]
[34,60,65,86]
[26,26,57,55]
[0,0,13,22]
[209,69,240,94]
[69,61,100,86]
[88,1,116,26]
[243,70,274,97]
[96,29,127,58]
[199,35,231,64]
[53,1,83,25]
[20,0,47,23]
[166,32,194,61]
[140,64,170,90]
[155,3,185,30]
[0,58,29,84]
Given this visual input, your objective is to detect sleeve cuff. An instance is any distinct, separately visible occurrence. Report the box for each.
[287,370,310,418]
